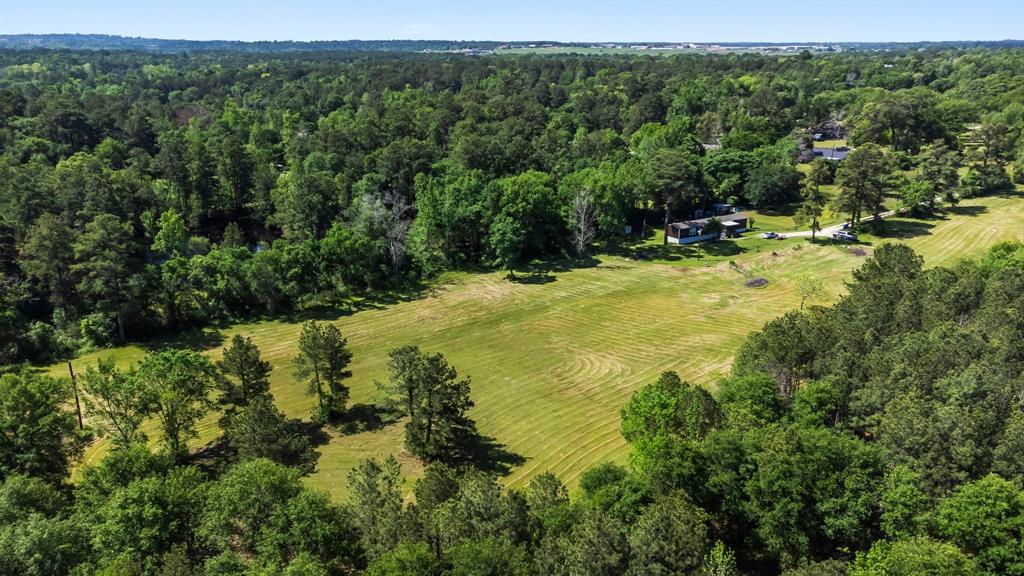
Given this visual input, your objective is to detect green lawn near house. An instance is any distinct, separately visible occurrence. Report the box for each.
[744,180,845,233]
[813,138,848,149]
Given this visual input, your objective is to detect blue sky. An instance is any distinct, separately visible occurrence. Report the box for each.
[1,0,1021,42]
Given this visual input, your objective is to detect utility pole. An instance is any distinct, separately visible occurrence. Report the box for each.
[68,360,84,430]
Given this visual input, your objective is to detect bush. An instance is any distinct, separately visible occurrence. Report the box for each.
[79,313,116,347]
[1013,152,1024,184]
[25,321,74,362]
[961,165,1012,197]
[851,537,975,576]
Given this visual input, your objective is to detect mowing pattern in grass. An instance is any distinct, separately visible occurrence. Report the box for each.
[892,195,1024,266]
[52,193,1024,500]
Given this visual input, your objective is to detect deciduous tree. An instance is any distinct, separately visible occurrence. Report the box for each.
[648,148,704,244]
[570,187,598,256]
[137,350,220,461]
[81,357,153,448]
[0,372,85,484]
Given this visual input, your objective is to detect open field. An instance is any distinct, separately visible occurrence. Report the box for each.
[865,193,1024,266]
[50,192,1024,500]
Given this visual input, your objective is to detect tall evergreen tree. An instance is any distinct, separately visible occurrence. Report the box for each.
[19,213,75,311]
[217,334,272,409]
[834,144,893,230]
[72,213,138,342]
[294,321,352,423]
[384,345,475,461]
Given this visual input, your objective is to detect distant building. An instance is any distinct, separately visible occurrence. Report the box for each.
[812,147,849,161]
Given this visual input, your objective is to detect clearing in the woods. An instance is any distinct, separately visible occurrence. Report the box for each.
[51,192,1024,500]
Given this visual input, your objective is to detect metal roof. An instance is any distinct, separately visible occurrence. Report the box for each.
[670,211,749,230]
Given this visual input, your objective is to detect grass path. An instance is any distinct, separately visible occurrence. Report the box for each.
[51,192,1024,500]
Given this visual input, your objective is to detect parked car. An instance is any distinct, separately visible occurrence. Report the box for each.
[761,232,778,239]
[833,231,858,242]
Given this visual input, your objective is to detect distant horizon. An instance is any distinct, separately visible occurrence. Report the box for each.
[2,32,1022,45]
[1,1,1021,44]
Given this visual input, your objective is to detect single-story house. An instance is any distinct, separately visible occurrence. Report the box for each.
[665,212,749,244]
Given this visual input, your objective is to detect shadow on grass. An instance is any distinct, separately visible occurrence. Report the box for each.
[609,234,756,263]
[872,219,936,240]
[296,420,332,447]
[286,280,436,324]
[333,403,403,435]
[756,203,799,217]
[615,243,684,262]
[190,415,332,478]
[946,204,989,217]
[505,254,603,284]
[701,241,747,258]
[461,432,527,475]
[510,271,557,285]
[189,436,234,477]
[137,327,227,353]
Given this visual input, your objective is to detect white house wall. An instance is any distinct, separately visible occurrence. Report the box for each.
[666,227,747,245]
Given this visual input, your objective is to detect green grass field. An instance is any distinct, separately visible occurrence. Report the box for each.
[51,192,1024,500]
[813,139,848,149]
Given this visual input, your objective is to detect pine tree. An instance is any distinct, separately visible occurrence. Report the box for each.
[217,334,272,410]
[294,321,352,423]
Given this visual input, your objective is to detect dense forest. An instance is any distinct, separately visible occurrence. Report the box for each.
[2,47,1023,365]
[1,46,1024,575]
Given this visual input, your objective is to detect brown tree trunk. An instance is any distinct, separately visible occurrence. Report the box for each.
[116,311,126,343]
[315,373,325,413]
[662,204,671,245]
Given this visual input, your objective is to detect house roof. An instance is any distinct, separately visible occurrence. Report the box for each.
[671,211,749,230]
[812,147,848,160]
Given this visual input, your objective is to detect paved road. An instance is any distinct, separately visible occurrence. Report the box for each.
[747,209,899,239]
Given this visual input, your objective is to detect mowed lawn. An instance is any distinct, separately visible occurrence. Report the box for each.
[50,192,1024,500]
